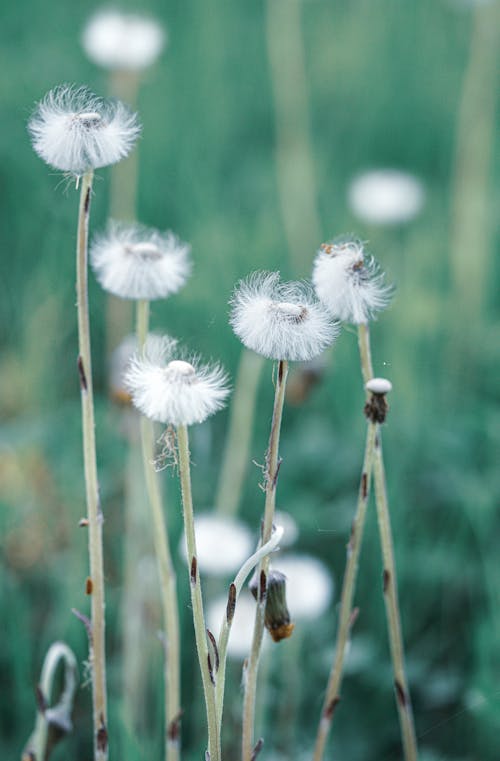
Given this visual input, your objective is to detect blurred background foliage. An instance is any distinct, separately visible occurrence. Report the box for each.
[1,0,499,759]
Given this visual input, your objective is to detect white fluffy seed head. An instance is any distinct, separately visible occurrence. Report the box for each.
[179,514,254,576]
[90,223,191,300]
[125,335,230,426]
[273,554,333,620]
[348,169,425,226]
[28,85,141,174]
[312,238,392,325]
[207,592,269,660]
[366,377,392,395]
[82,10,166,71]
[230,271,339,362]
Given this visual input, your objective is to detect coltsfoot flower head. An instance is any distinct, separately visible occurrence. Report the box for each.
[230,271,339,361]
[125,335,230,426]
[82,10,166,71]
[312,237,391,324]
[28,85,141,174]
[348,169,425,226]
[90,223,191,300]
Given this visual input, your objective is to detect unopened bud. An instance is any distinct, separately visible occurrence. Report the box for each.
[250,569,294,643]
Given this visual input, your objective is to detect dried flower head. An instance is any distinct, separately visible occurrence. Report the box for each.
[28,85,141,174]
[90,223,191,301]
[348,169,425,226]
[178,515,254,576]
[230,272,339,361]
[125,335,229,426]
[274,555,333,620]
[82,10,166,71]
[312,238,391,324]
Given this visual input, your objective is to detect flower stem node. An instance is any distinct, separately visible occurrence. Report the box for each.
[250,570,294,643]
[364,377,392,424]
[28,85,141,175]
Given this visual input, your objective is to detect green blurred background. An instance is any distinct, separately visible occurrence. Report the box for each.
[1,0,499,759]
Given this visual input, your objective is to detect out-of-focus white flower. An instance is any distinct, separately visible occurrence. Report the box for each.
[348,169,425,226]
[230,272,339,362]
[274,511,299,547]
[312,238,391,324]
[90,223,191,301]
[82,10,166,71]
[179,514,254,576]
[273,554,333,619]
[125,335,229,426]
[28,86,140,175]
[207,592,267,660]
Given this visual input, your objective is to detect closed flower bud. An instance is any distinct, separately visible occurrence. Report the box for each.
[28,85,141,175]
[82,10,166,71]
[125,334,230,426]
[312,237,391,324]
[250,569,295,643]
[230,271,339,361]
[90,223,191,301]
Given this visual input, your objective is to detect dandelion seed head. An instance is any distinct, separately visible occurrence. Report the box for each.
[125,335,230,426]
[179,514,254,576]
[82,10,166,71]
[28,85,141,174]
[90,223,191,300]
[348,169,425,226]
[230,271,339,361]
[312,238,392,324]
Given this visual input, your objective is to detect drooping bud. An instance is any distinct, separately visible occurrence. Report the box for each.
[250,569,295,643]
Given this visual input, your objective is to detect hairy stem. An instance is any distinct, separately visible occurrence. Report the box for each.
[177,424,220,761]
[312,420,376,761]
[242,359,289,761]
[136,299,181,761]
[215,348,264,517]
[358,324,418,761]
[76,170,108,761]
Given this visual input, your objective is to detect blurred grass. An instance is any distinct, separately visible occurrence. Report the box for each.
[1,0,499,759]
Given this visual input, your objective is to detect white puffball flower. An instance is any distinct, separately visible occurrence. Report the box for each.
[178,514,254,576]
[28,85,141,175]
[273,554,333,619]
[348,169,425,226]
[125,335,230,426]
[207,592,268,660]
[90,223,191,301]
[230,272,339,362]
[82,10,166,71]
[312,238,391,325]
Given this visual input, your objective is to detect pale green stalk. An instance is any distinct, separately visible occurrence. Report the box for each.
[358,324,418,761]
[215,348,264,517]
[136,298,181,761]
[76,169,108,761]
[177,423,220,761]
[312,420,376,761]
[242,360,289,761]
[216,526,284,733]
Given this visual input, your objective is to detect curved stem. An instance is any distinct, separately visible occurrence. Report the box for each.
[312,421,376,761]
[76,170,108,761]
[136,299,181,761]
[216,526,284,733]
[357,324,418,761]
[242,360,289,761]
[215,349,264,517]
[177,424,220,761]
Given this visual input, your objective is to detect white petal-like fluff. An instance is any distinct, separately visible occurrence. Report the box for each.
[178,514,254,576]
[230,272,339,362]
[312,239,391,325]
[273,555,333,619]
[90,223,191,300]
[348,169,425,226]
[125,335,230,426]
[82,10,165,71]
[28,85,141,174]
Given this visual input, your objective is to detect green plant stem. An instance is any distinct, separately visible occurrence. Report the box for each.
[177,423,220,761]
[136,298,181,761]
[215,348,264,517]
[312,420,376,761]
[76,169,108,761]
[216,526,284,735]
[357,323,418,761]
[241,359,289,761]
